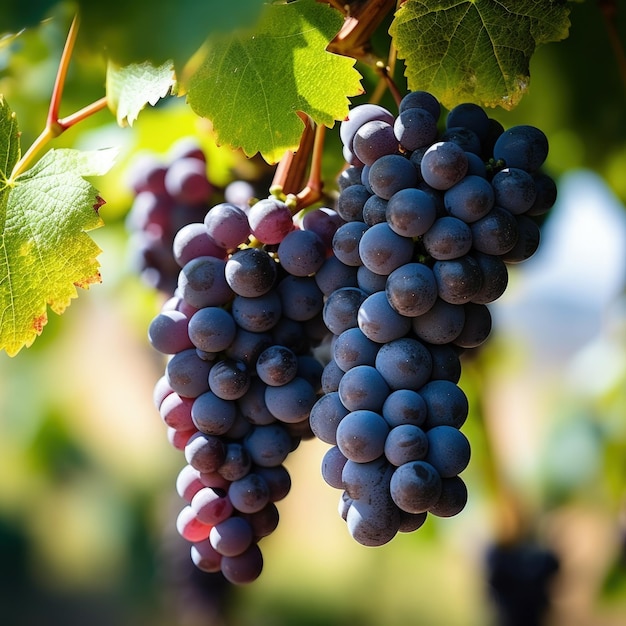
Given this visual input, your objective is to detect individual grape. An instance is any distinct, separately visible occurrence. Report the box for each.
[368,154,419,200]
[310,391,349,444]
[321,445,348,489]
[491,167,537,215]
[178,256,232,309]
[428,476,468,517]
[444,175,494,223]
[398,510,428,533]
[398,90,441,120]
[337,165,365,190]
[384,424,429,466]
[168,427,197,451]
[470,207,519,256]
[148,309,193,354]
[191,539,223,574]
[336,409,389,463]
[427,343,462,383]
[336,184,371,222]
[356,265,387,294]
[242,503,280,539]
[204,202,251,250]
[389,460,442,514]
[374,337,432,390]
[247,197,294,244]
[277,228,326,276]
[166,348,212,398]
[225,248,277,297]
[527,172,557,217]
[167,136,207,163]
[255,345,299,386]
[338,364,390,412]
[385,187,437,237]
[228,473,271,514]
[501,215,541,263]
[265,376,318,423]
[425,425,471,477]
[341,455,393,500]
[322,286,368,335]
[332,327,380,371]
[220,543,264,585]
[159,393,194,431]
[381,389,427,428]
[411,298,465,344]
[446,102,491,143]
[433,255,483,304]
[125,153,167,194]
[176,505,212,542]
[454,302,492,349]
[353,119,399,165]
[346,493,401,547]
[321,358,345,394]
[231,292,282,332]
[176,464,204,502]
[185,432,227,474]
[420,142,468,190]
[224,179,255,209]
[422,216,473,260]
[301,207,343,248]
[237,378,276,426]
[420,379,469,430]
[332,221,369,266]
[362,194,388,226]
[191,486,234,526]
[210,517,254,557]
[471,253,509,304]
[191,391,237,435]
[465,152,488,178]
[254,465,291,502]
[173,222,226,268]
[358,222,414,275]
[225,329,273,368]
[164,157,213,205]
[243,424,293,467]
[339,103,395,151]
[440,126,482,155]
[357,291,412,343]
[493,124,549,172]
[188,306,236,353]
[208,359,250,400]
[315,256,359,295]
[385,263,437,317]
[218,443,252,481]
[276,275,324,322]
[394,103,439,151]
[297,354,324,392]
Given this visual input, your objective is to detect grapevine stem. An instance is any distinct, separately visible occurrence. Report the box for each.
[295,122,326,210]
[9,15,109,181]
[47,14,80,127]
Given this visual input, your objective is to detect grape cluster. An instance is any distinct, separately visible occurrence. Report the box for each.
[310,92,556,546]
[149,193,343,583]
[125,138,258,293]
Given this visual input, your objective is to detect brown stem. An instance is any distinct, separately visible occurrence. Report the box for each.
[47,14,80,127]
[327,0,396,64]
[295,122,326,210]
[271,113,316,198]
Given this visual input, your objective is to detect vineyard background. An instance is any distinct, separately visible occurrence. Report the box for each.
[1,2,626,625]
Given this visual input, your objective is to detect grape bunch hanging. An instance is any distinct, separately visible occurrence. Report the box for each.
[143,89,556,584]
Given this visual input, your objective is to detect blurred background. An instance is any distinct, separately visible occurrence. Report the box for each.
[1,2,625,625]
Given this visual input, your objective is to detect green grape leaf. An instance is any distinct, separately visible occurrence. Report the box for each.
[0,98,116,356]
[75,0,267,69]
[186,0,363,164]
[390,0,571,110]
[107,60,177,127]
